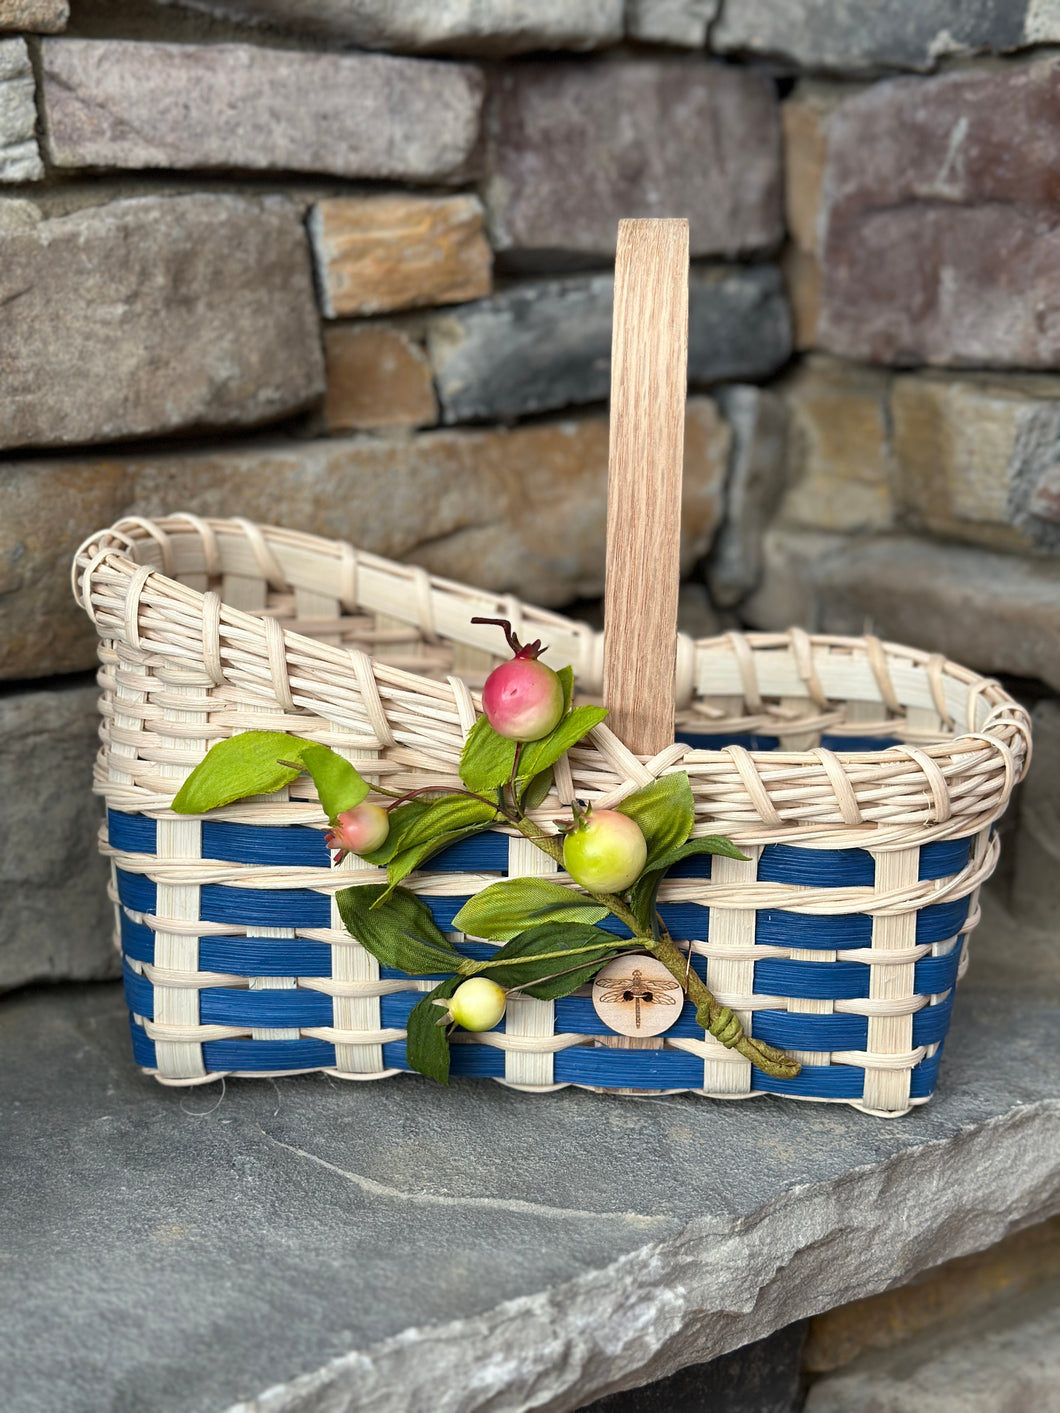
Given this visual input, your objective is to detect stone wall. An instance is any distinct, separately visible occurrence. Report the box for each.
[2,0,1059,992]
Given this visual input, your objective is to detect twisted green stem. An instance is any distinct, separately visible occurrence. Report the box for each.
[512,816,800,1081]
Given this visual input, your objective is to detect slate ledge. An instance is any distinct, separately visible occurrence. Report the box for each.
[2,977,1057,1413]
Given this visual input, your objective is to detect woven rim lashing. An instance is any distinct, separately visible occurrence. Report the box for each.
[73,515,1032,1115]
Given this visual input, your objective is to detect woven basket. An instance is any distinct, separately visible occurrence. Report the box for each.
[71,223,1031,1116]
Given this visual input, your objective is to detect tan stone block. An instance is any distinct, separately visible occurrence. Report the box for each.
[804,1214,1060,1373]
[322,325,437,432]
[782,90,831,256]
[0,0,67,32]
[310,194,492,318]
[781,244,820,351]
[781,87,845,351]
[3,399,727,679]
[778,356,893,533]
[892,372,1060,552]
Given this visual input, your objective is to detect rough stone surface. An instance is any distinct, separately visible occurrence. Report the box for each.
[777,357,894,533]
[321,325,437,433]
[0,194,324,452]
[0,400,728,679]
[711,0,1057,73]
[892,373,1060,553]
[804,1280,1060,1412]
[0,680,115,994]
[146,0,624,54]
[805,1214,1060,1373]
[0,39,42,182]
[0,980,1055,1413]
[0,0,67,31]
[745,530,1060,692]
[40,39,483,182]
[707,384,788,607]
[626,0,719,47]
[311,195,492,318]
[580,1323,806,1412]
[484,59,783,257]
[1010,699,1060,934]
[816,60,1060,367]
[428,265,791,423]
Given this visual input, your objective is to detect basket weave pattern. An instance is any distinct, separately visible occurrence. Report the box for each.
[74,516,1031,1115]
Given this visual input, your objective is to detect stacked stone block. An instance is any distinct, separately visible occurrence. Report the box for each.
[1,0,1058,1033]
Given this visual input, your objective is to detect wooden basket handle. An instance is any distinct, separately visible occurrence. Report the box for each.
[602,218,690,756]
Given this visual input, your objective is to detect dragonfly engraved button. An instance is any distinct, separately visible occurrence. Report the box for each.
[591,955,682,1038]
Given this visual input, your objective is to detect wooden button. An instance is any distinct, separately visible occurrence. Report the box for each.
[591,955,683,1038]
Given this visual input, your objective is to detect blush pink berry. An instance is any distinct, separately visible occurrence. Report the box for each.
[325,802,390,860]
[481,656,564,742]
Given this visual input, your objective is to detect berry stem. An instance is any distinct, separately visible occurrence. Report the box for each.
[511,815,800,1081]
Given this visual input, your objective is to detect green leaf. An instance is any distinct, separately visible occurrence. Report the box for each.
[516,705,609,781]
[478,922,628,997]
[458,715,518,792]
[406,977,461,1085]
[335,884,458,975]
[646,834,749,873]
[170,731,372,819]
[376,794,501,904]
[297,742,370,821]
[171,732,312,813]
[629,868,665,936]
[519,766,554,812]
[616,772,696,870]
[556,664,574,715]
[628,834,747,935]
[359,799,433,866]
[452,877,608,942]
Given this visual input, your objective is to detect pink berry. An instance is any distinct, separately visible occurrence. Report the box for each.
[325,803,389,860]
[482,656,564,742]
[562,808,647,894]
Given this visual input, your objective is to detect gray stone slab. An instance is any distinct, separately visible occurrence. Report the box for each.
[745,529,1060,694]
[429,266,791,423]
[804,1278,1060,1412]
[1,977,1057,1413]
[626,0,719,48]
[706,384,788,608]
[145,0,624,54]
[484,59,782,258]
[711,0,1053,73]
[0,39,42,182]
[0,193,324,452]
[40,39,482,182]
[0,679,116,993]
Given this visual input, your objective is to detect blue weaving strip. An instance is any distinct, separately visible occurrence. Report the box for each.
[110,811,974,904]
[754,945,962,1000]
[674,732,902,753]
[123,959,956,1053]
[126,1017,943,1098]
[117,869,968,957]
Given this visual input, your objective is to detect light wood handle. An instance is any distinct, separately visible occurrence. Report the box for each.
[602,218,689,756]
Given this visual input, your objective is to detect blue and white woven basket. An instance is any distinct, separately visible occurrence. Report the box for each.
[73,514,1031,1116]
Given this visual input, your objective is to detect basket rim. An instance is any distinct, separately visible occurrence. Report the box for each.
[73,513,1032,844]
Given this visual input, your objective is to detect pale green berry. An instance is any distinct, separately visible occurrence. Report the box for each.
[449,977,507,1032]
